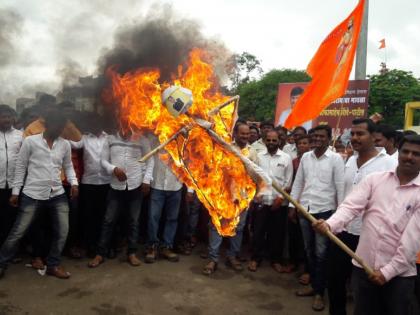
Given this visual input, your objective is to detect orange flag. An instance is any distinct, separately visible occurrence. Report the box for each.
[379,39,386,49]
[284,0,366,128]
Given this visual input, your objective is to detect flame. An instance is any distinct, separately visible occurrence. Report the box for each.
[104,49,256,236]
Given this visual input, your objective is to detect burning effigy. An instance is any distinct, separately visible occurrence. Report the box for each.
[103,49,263,236]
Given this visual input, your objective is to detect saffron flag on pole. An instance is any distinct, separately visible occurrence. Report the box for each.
[284,0,366,129]
[379,39,386,49]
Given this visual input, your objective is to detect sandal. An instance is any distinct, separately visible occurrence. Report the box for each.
[248,260,258,272]
[88,255,104,268]
[202,261,217,275]
[299,272,311,285]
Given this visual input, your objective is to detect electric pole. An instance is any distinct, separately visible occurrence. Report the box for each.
[355,0,369,79]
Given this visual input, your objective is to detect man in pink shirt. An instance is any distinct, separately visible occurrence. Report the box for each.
[314,135,420,315]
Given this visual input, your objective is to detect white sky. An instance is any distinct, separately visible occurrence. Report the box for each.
[1,0,420,105]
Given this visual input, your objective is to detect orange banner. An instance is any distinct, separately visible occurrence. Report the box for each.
[284,0,366,128]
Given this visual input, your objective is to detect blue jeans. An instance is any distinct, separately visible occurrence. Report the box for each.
[97,187,143,256]
[299,210,332,296]
[147,188,182,248]
[208,210,248,262]
[0,193,69,268]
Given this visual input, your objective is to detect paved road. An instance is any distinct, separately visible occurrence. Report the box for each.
[0,246,342,315]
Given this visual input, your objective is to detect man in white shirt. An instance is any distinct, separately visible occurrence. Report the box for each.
[373,124,399,163]
[88,127,154,268]
[145,136,183,264]
[69,115,110,257]
[282,126,308,160]
[0,110,78,279]
[290,124,344,311]
[0,105,23,245]
[327,118,397,315]
[248,130,293,273]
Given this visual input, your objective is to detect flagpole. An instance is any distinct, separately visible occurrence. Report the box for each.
[355,0,369,79]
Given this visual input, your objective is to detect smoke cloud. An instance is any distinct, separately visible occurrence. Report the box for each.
[98,4,230,82]
[0,8,23,66]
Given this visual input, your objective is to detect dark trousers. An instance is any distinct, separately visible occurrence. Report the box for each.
[0,188,16,245]
[414,264,420,314]
[97,187,143,256]
[288,216,305,266]
[80,184,109,252]
[64,185,80,249]
[299,210,332,296]
[251,204,288,263]
[352,266,415,315]
[328,231,359,315]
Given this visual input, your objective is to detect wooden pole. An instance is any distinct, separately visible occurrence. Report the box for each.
[138,126,191,163]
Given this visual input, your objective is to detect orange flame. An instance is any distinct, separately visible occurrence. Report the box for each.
[104,49,256,236]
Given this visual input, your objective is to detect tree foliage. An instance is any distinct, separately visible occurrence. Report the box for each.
[237,69,310,121]
[227,52,263,91]
[368,69,420,128]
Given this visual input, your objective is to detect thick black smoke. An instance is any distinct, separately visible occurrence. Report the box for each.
[98,5,229,82]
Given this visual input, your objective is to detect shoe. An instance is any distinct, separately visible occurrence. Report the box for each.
[296,287,315,297]
[0,267,5,279]
[248,260,258,272]
[127,254,141,267]
[202,260,217,275]
[145,247,157,264]
[88,255,104,268]
[46,266,71,279]
[31,257,45,270]
[160,247,179,262]
[107,248,117,259]
[225,256,243,271]
[312,294,325,311]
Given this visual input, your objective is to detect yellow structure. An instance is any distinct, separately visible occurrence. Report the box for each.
[404,102,420,133]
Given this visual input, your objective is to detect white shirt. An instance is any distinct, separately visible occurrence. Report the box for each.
[0,127,23,189]
[250,139,267,155]
[12,133,78,200]
[390,150,399,163]
[149,135,182,191]
[343,148,398,235]
[290,148,345,214]
[255,149,293,206]
[151,152,182,191]
[70,132,110,185]
[101,133,154,191]
[282,143,298,160]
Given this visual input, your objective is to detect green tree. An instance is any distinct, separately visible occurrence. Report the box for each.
[237,69,310,121]
[227,52,263,91]
[368,69,420,128]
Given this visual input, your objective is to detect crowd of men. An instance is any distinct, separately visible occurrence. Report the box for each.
[0,97,420,315]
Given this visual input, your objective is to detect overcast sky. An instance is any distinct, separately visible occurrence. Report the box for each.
[1,0,419,105]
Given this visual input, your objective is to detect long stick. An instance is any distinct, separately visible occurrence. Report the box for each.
[138,126,190,163]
